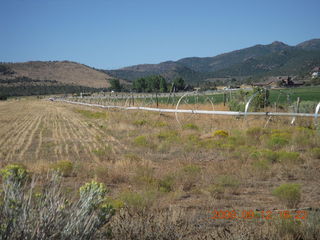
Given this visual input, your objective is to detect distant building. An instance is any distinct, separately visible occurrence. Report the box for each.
[312,72,320,78]
[252,76,304,88]
[310,67,320,79]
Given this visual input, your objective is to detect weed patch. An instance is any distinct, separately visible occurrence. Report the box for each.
[50,160,74,177]
[272,183,301,208]
[311,147,320,159]
[75,109,108,119]
[182,123,199,130]
[213,130,229,138]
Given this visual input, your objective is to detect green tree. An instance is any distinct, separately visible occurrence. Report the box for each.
[159,76,168,92]
[146,76,160,92]
[173,77,185,91]
[133,77,147,92]
[133,75,168,93]
[251,87,270,111]
[109,78,122,92]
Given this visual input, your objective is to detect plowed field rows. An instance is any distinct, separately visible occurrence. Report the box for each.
[0,99,122,165]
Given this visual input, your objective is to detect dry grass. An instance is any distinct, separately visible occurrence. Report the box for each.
[0,98,320,239]
[3,61,127,88]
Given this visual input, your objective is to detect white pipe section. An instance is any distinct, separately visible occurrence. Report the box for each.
[53,99,317,118]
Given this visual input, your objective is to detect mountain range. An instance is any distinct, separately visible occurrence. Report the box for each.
[1,38,320,97]
[105,39,320,83]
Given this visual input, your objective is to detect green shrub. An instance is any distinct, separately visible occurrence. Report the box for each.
[293,127,315,148]
[261,149,280,163]
[133,119,147,126]
[252,159,271,180]
[0,164,28,184]
[208,175,241,197]
[230,145,256,162]
[182,123,199,130]
[311,147,320,159]
[228,99,245,111]
[213,130,229,138]
[182,164,201,175]
[298,101,317,113]
[251,150,301,165]
[104,197,125,210]
[134,165,157,188]
[79,180,108,210]
[93,146,113,159]
[204,184,226,199]
[275,218,303,239]
[267,133,290,149]
[278,151,301,164]
[156,141,171,153]
[217,175,240,189]
[133,135,149,147]
[252,159,270,172]
[226,131,246,146]
[76,109,107,119]
[0,169,114,240]
[120,192,145,210]
[0,164,29,212]
[120,191,156,210]
[153,121,168,127]
[50,160,74,177]
[184,134,205,151]
[246,127,268,139]
[272,183,301,208]
[179,164,201,191]
[157,130,180,143]
[158,175,175,193]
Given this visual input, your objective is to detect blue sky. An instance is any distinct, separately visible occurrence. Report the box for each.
[1,0,319,69]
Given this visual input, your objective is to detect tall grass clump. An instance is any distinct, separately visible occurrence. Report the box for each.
[179,164,201,191]
[0,164,114,240]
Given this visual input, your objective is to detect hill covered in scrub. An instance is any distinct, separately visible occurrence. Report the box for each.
[0,61,130,97]
[1,61,115,88]
[106,39,320,83]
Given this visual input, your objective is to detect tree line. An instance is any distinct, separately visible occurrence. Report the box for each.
[109,75,186,93]
[0,77,108,99]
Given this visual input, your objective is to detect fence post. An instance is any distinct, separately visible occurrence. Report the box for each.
[132,93,134,106]
[156,92,159,108]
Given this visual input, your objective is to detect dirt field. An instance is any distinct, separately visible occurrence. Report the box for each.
[0,98,319,238]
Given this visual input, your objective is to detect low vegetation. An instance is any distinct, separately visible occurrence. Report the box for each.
[0,164,114,240]
[272,183,302,208]
[0,99,319,239]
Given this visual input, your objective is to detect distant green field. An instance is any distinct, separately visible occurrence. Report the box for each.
[269,86,320,103]
[152,86,320,106]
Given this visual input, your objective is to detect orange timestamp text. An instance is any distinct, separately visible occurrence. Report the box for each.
[210,209,308,220]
